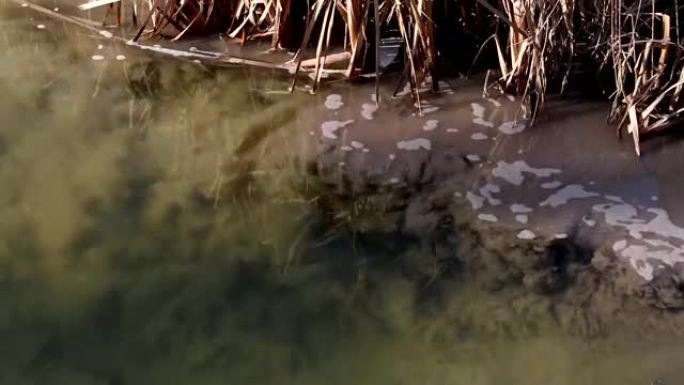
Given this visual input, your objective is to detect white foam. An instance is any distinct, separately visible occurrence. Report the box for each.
[321,120,353,139]
[510,204,533,214]
[446,128,459,133]
[591,202,684,281]
[471,102,495,127]
[99,30,113,38]
[498,121,526,135]
[361,103,378,120]
[423,120,439,131]
[466,191,485,210]
[115,54,126,61]
[555,233,568,239]
[515,215,529,224]
[492,161,561,186]
[351,141,365,149]
[541,181,563,189]
[478,213,499,223]
[612,239,628,251]
[471,133,489,141]
[604,195,623,203]
[539,185,599,207]
[471,102,486,117]
[517,230,536,240]
[91,54,105,61]
[397,138,431,151]
[325,94,344,110]
[340,146,353,151]
[479,184,502,206]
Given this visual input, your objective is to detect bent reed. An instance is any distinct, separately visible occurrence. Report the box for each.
[73,0,684,154]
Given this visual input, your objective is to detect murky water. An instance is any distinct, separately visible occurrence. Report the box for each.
[2,2,684,385]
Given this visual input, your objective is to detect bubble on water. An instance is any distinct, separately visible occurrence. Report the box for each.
[515,214,529,224]
[466,154,481,162]
[36,24,45,30]
[471,102,486,117]
[446,128,459,133]
[97,44,104,50]
[510,204,533,214]
[91,54,105,61]
[478,213,499,223]
[555,233,569,239]
[361,103,378,120]
[325,94,344,110]
[613,239,628,251]
[351,141,364,149]
[517,230,536,240]
[541,181,563,189]
[540,185,599,208]
[466,191,485,210]
[388,153,396,160]
[479,184,502,206]
[115,54,126,61]
[423,119,439,131]
[321,120,353,139]
[397,138,431,151]
[493,161,561,186]
[471,133,488,141]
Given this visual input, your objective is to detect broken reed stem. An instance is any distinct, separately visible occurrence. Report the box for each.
[73,0,684,154]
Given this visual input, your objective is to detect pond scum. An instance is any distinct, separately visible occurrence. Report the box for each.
[20,0,684,155]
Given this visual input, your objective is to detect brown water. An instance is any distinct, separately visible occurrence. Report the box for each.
[2,2,684,385]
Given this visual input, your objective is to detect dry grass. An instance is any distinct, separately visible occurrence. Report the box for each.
[25,0,684,153]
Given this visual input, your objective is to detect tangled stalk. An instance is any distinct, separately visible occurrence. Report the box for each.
[77,0,684,155]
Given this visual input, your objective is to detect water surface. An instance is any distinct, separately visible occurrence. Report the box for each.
[2,3,684,385]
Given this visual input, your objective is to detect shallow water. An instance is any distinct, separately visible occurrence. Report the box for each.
[2,2,684,385]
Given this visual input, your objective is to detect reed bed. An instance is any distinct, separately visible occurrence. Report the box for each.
[75,0,684,153]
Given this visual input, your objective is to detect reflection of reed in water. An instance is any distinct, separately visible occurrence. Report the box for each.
[66,0,684,155]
